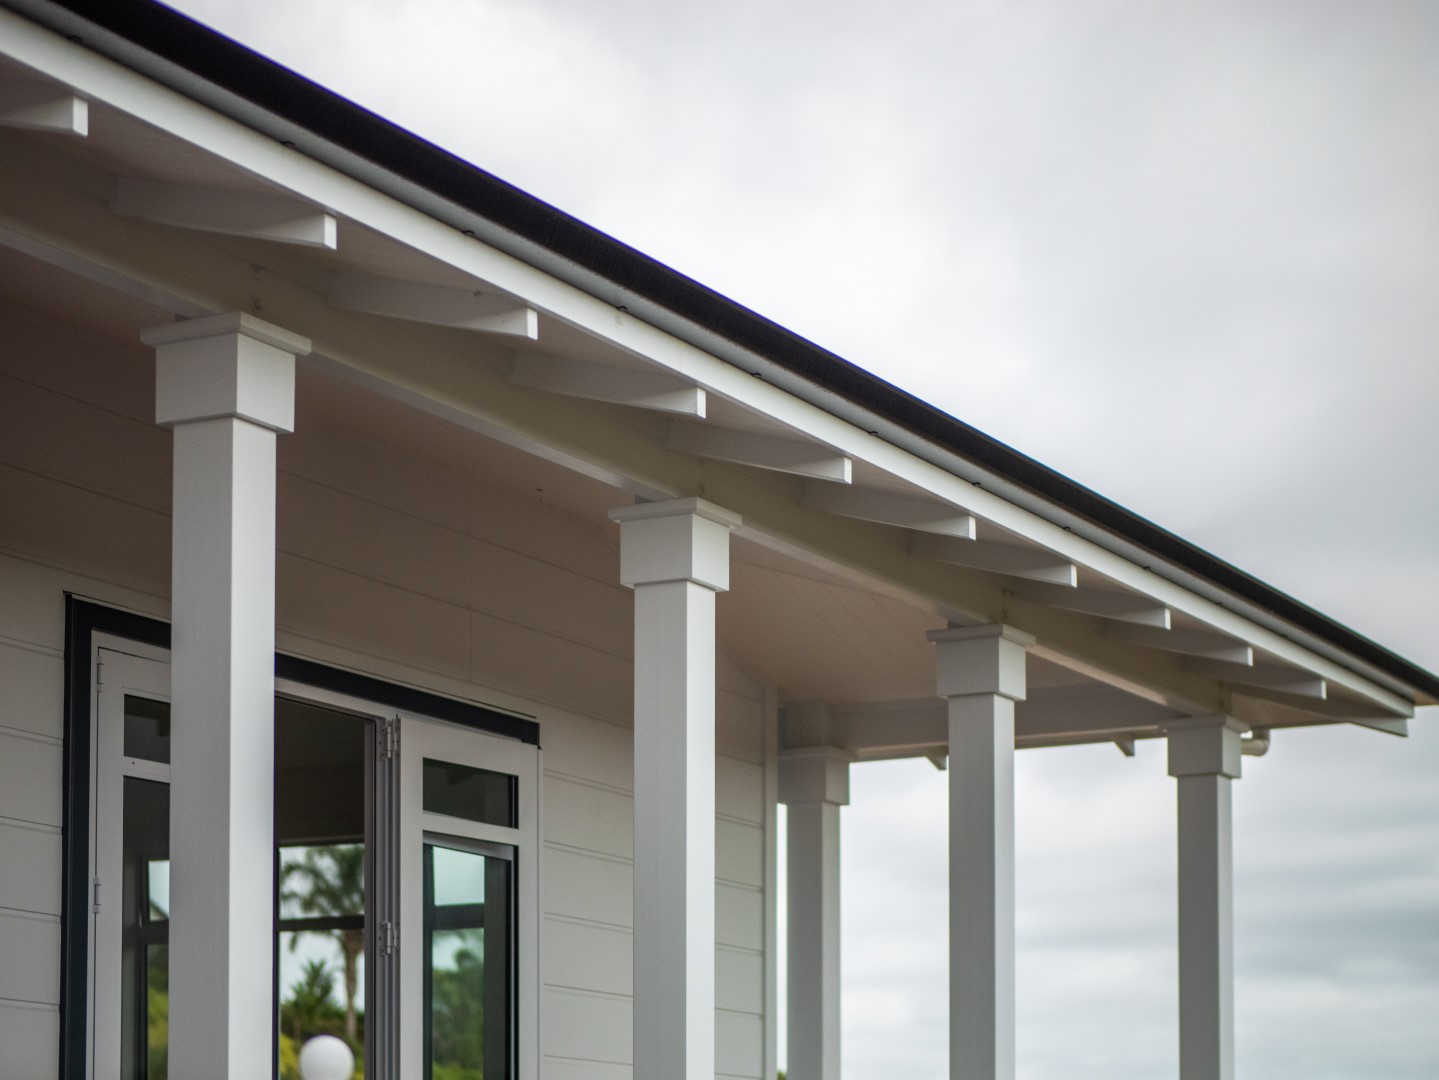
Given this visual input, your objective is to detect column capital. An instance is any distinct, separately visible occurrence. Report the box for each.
[145,312,309,433]
[928,623,1034,701]
[779,746,855,806]
[1165,716,1248,779]
[609,497,741,591]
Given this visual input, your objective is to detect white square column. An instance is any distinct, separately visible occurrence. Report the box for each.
[1167,717,1246,1080]
[144,312,308,1077]
[928,624,1033,1080]
[610,497,741,1080]
[779,733,854,1080]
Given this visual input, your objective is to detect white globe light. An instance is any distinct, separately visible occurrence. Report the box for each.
[297,1035,355,1080]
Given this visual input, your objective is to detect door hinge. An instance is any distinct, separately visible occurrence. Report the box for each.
[380,716,400,760]
[93,876,102,913]
[380,920,399,956]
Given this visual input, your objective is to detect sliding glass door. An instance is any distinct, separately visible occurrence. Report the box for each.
[89,643,539,1080]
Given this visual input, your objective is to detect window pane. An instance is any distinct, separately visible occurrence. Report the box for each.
[145,944,168,1080]
[423,759,516,828]
[424,841,513,1080]
[275,698,369,1079]
[277,928,366,1076]
[121,776,169,1080]
[123,696,170,763]
[146,860,169,923]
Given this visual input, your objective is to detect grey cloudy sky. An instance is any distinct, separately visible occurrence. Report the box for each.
[165,1,1439,1076]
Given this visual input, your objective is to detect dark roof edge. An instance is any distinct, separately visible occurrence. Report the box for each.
[9,0,1437,704]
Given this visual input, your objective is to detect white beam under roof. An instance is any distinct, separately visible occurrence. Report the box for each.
[511,354,706,416]
[0,75,87,135]
[1106,623,1255,666]
[1010,580,1171,628]
[329,270,538,338]
[800,481,976,538]
[1183,657,1327,702]
[112,176,337,249]
[815,684,1186,758]
[668,420,852,483]
[913,532,1077,586]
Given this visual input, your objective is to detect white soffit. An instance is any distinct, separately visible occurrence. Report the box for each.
[0,12,1417,720]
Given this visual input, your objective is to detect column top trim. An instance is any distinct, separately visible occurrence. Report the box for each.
[142,311,313,356]
[779,745,855,805]
[927,623,1036,648]
[608,496,742,529]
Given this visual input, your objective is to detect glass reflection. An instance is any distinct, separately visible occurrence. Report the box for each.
[122,774,169,1080]
[424,841,512,1080]
[274,698,369,1080]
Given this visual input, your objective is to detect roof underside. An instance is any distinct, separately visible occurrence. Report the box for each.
[0,0,1433,739]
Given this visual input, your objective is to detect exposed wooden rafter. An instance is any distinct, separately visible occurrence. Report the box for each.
[511,355,705,416]
[0,77,87,135]
[112,177,337,248]
[667,420,852,482]
[1010,580,1171,627]
[912,532,1077,586]
[800,481,975,538]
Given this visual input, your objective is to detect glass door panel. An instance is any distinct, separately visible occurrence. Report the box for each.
[423,840,513,1080]
[400,719,538,1080]
[95,654,379,1080]
[93,648,171,1080]
[274,696,373,1079]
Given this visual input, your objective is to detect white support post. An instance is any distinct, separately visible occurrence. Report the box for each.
[144,312,308,1078]
[779,741,854,1080]
[928,624,1034,1080]
[1166,717,1246,1080]
[609,497,741,1080]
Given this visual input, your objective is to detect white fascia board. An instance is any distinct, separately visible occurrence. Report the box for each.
[0,8,1414,715]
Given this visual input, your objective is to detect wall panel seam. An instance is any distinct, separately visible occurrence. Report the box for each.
[0,460,169,521]
[0,634,62,657]
[0,815,61,835]
[0,723,62,747]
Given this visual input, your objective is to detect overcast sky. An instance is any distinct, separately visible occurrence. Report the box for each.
[164,1,1439,1076]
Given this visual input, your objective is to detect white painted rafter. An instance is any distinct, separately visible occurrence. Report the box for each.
[511,354,705,416]
[0,76,87,135]
[913,532,1076,586]
[1182,657,1327,701]
[800,481,975,538]
[329,271,538,338]
[112,176,337,248]
[668,420,852,482]
[1010,581,1171,627]
[1106,623,1254,666]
